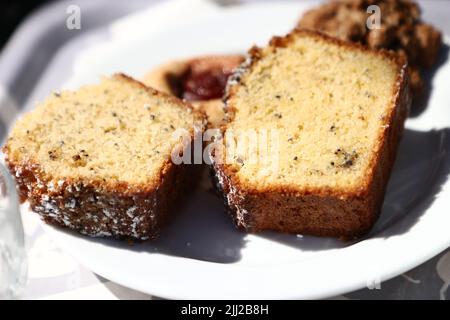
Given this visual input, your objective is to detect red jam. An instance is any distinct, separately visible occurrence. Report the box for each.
[166,56,243,102]
[182,67,233,101]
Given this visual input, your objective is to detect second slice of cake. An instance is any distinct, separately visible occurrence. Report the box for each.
[212,29,411,239]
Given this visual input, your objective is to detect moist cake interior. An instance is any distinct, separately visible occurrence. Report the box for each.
[225,35,400,190]
[6,76,195,187]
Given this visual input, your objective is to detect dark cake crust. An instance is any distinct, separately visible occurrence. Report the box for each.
[5,158,198,240]
[212,29,411,240]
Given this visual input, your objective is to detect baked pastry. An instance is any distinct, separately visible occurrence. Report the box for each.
[297,0,442,96]
[212,29,410,239]
[3,74,204,240]
[143,55,244,127]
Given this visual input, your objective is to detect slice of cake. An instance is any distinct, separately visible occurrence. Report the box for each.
[143,55,244,127]
[3,74,204,240]
[212,29,411,239]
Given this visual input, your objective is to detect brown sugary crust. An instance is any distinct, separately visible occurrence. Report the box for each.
[5,157,199,240]
[142,55,244,128]
[213,29,411,239]
[3,74,205,240]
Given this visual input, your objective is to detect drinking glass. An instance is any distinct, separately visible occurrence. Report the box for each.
[0,162,27,299]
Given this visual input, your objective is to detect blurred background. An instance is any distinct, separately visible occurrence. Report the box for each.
[0,0,53,49]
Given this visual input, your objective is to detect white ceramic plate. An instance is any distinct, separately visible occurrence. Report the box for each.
[37,2,450,299]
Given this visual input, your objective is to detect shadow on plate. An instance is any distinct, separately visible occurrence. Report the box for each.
[410,43,449,118]
[147,173,247,264]
[66,169,247,264]
[365,128,450,238]
[260,128,450,251]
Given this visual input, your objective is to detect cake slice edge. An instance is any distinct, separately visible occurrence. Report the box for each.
[212,29,411,239]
